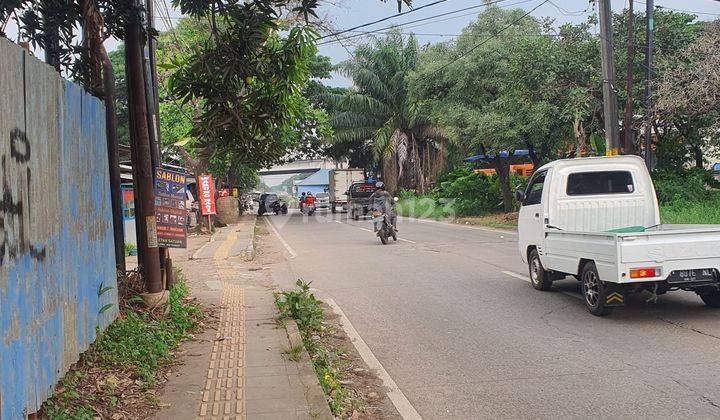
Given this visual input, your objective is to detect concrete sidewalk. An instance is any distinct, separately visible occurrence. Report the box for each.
[155,215,331,420]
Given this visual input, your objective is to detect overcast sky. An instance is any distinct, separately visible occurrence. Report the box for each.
[3,0,717,183]
[5,0,717,87]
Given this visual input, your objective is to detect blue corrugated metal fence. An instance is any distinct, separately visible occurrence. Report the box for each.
[0,38,118,419]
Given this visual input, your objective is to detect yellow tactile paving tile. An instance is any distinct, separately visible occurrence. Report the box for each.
[199,280,245,419]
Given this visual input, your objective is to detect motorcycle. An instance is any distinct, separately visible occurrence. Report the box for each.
[271,200,288,215]
[372,197,398,245]
[303,203,316,216]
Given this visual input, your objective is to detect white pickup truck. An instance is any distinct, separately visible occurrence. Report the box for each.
[517,156,720,316]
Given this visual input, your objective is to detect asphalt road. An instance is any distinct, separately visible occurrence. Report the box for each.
[267,210,720,419]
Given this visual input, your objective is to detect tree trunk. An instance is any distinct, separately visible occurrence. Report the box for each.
[693,144,704,169]
[381,155,398,195]
[573,116,587,156]
[526,143,540,167]
[493,157,513,213]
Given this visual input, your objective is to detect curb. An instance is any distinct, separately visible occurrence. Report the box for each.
[246,215,258,260]
[283,320,334,420]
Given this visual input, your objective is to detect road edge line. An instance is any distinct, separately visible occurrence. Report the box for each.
[325,298,422,420]
[264,216,297,259]
[501,270,582,300]
[502,270,530,282]
[397,216,518,236]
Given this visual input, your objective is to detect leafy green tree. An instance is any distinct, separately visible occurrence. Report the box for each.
[327,30,445,193]
[409,6,567,211]
[655,21,720,168]
[612,8,705,156]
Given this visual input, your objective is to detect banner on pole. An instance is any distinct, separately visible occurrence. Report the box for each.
[197,174,217,216]
[154,168,188,248]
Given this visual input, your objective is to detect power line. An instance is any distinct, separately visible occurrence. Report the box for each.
[318,0,534,46]
[547,0,592,16]
[635,0,720,16]
[317,0,530,42]
[316,0,458,40]
[430,0,550,76]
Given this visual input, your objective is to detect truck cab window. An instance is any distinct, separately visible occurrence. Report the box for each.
[566,171,634,196]
[524,171,547,206]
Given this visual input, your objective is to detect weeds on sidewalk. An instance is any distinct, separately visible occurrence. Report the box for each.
[41,273,205,419]
[275,280,358,416]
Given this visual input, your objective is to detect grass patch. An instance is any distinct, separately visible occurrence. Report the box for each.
[275,280,355,416]
[396,197,456,220]
[660,193,720,224]
[457,213,518,229]
[124,243,137,256]
[282,343,304,362]
[41,275,204,419]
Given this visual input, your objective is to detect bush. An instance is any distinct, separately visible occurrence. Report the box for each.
[432,166,524,216]
[652,168,719,204]
[660,191,720,224]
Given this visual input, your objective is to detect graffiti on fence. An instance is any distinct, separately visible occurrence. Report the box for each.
[0,128,46,266]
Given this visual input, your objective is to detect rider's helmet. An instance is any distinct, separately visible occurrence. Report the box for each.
[307,192,313,196]
[375,181,385,191]
[301,192,306,196]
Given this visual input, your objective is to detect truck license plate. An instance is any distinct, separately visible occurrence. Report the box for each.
[667,269,717,284]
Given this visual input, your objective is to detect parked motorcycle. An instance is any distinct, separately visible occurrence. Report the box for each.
[272,200,288,215]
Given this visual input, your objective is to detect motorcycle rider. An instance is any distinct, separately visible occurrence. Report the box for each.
[305,192,316,207]
[299,192,306,213]
[368,182,397,231]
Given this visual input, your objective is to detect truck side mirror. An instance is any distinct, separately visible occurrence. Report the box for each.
[515,188,525,204]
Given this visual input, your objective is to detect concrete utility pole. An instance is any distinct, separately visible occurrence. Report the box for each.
[144,0,174,288]
[644,0,654,169]
[125,4,163,294]
[623,0,634,153]
[598,0,621,155]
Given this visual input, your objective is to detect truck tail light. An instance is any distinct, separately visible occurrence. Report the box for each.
[630,268,659,279]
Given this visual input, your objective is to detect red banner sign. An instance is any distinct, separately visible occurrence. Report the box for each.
[197,174,217,215]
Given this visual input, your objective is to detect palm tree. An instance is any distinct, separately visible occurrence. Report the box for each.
[326,31,445,194]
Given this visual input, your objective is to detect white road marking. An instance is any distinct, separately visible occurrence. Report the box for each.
[264,217,297,259]
[397,216,518,236]
[501,270,582,300]
[335,220,416,243]
[502,270,530,282]
[325,298,422,420]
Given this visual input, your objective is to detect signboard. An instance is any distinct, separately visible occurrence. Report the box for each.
[197,174,217,215]
[154,168,188,248]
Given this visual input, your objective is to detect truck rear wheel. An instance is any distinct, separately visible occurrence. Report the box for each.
[528,249,553,291]
[581,262,613,316]
[698,290,720,308]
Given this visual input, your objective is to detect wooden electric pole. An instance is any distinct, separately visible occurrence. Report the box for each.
[125,4,163,294]
[598,0,621,155]
[644,0,654,169]
[623,0,634,153]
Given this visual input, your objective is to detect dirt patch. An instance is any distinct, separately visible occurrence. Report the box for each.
[317,305,402,420]
[456,212,518,229]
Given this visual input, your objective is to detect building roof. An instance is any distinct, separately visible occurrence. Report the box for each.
[465,149,530,162]
[297,169,330,186]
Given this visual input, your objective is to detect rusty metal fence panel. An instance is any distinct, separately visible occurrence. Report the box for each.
[0,38,118,419]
